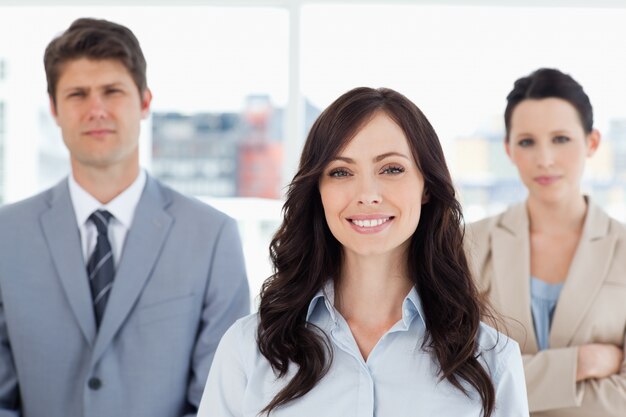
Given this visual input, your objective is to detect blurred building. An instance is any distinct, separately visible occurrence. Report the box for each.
[152,111,240,197]
[238,95,283,198]
[609,119,626,181]
[151,95,320,199]
[453,117,524,219]
[602,120,626,216]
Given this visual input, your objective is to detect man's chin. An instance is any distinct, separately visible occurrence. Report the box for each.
[72,154,136,172]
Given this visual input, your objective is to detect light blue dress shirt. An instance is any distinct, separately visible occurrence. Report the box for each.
[530,276,564,351]
[198,282,529,417]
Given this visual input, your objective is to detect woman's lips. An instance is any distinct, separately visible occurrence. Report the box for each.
[346,215,394,234]
[534,175,560,185]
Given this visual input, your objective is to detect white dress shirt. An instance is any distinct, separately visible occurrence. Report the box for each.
[198,281,530,417]
[68,170,146,268]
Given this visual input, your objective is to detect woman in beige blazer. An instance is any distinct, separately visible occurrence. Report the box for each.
[465,68,626,417]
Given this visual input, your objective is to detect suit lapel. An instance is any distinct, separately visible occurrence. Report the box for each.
[92,177,173,363]
[549,201,616,347]
[491,203,539,353]
[40,180,96,345]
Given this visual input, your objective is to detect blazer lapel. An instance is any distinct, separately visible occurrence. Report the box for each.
[549,201,616,347]
[491,203,539,353]
[40,180,96,345]
[92,177,173,363]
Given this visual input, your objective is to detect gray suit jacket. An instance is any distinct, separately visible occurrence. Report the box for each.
[0,175,250,417]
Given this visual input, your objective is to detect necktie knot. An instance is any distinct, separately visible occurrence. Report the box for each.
[89,210,113,235]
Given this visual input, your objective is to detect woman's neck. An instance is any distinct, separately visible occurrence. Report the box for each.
[334,250,412,326]
[527,194,587,234]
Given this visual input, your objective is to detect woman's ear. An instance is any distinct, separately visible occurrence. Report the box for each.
[422,188,430,204]
[504,138,512,159]
[586,129,601,157]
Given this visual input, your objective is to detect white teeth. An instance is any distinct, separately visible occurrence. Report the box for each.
[352,218,390,228]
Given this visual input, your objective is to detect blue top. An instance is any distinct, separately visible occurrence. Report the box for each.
[530,276,564,351]
[198,281,529,417]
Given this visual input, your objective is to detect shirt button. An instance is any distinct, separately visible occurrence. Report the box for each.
[88,377,102,390]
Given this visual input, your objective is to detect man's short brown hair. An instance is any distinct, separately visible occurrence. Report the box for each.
[44,17,147,105]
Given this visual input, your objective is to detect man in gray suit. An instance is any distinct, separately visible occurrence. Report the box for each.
[0,18,250,417]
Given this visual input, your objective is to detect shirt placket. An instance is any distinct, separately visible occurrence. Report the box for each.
[330,320,375,417]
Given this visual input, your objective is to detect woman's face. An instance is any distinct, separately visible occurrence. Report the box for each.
[506,98,600,205]
[319,112,426,260]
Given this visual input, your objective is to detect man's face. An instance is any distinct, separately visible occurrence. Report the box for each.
[51,58,151,174]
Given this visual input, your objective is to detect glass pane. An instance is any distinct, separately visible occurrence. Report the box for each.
[302,5,626,221]
[0,6,288,299]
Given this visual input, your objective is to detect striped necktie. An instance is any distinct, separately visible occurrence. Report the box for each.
[87,210,115,328]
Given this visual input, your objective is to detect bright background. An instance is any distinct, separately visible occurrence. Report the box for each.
[1,1,626,304]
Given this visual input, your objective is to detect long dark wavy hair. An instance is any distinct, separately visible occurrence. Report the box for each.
[258,87,495,416]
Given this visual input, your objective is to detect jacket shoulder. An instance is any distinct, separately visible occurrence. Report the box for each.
[464,208,519,294]
[0,188,54,222]
[607,214,626,238]
[153,179,234,226]
[465,212,503,253]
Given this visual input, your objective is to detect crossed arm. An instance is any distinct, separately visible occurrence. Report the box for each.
[523,342,626,415]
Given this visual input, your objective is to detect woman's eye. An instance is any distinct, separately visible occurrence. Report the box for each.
[328,168,351,177]
[553,135,570,144]
[518,138,533,147]
[381,165,405,174]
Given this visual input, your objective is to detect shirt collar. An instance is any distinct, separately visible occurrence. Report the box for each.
[305,280,427,329]
[68,169,147,229]
[402,286,426,328]
[306,280,338,324]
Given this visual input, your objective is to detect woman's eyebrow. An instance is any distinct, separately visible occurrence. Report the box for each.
[374,152,410,162]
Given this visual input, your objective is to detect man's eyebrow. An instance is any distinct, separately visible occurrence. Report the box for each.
[60,82,125,92]
[60,85,87,93]
[101,82,124,88]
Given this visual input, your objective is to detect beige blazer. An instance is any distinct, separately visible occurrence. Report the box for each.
[465,200,626,417]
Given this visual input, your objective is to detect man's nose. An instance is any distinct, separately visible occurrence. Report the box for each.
[86,95,107,120]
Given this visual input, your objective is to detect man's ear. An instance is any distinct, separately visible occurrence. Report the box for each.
[140,88,152,119]
[49,95,60,126]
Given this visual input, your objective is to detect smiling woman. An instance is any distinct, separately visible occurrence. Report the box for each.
[198,87,529,417]
[319,112,425,258]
